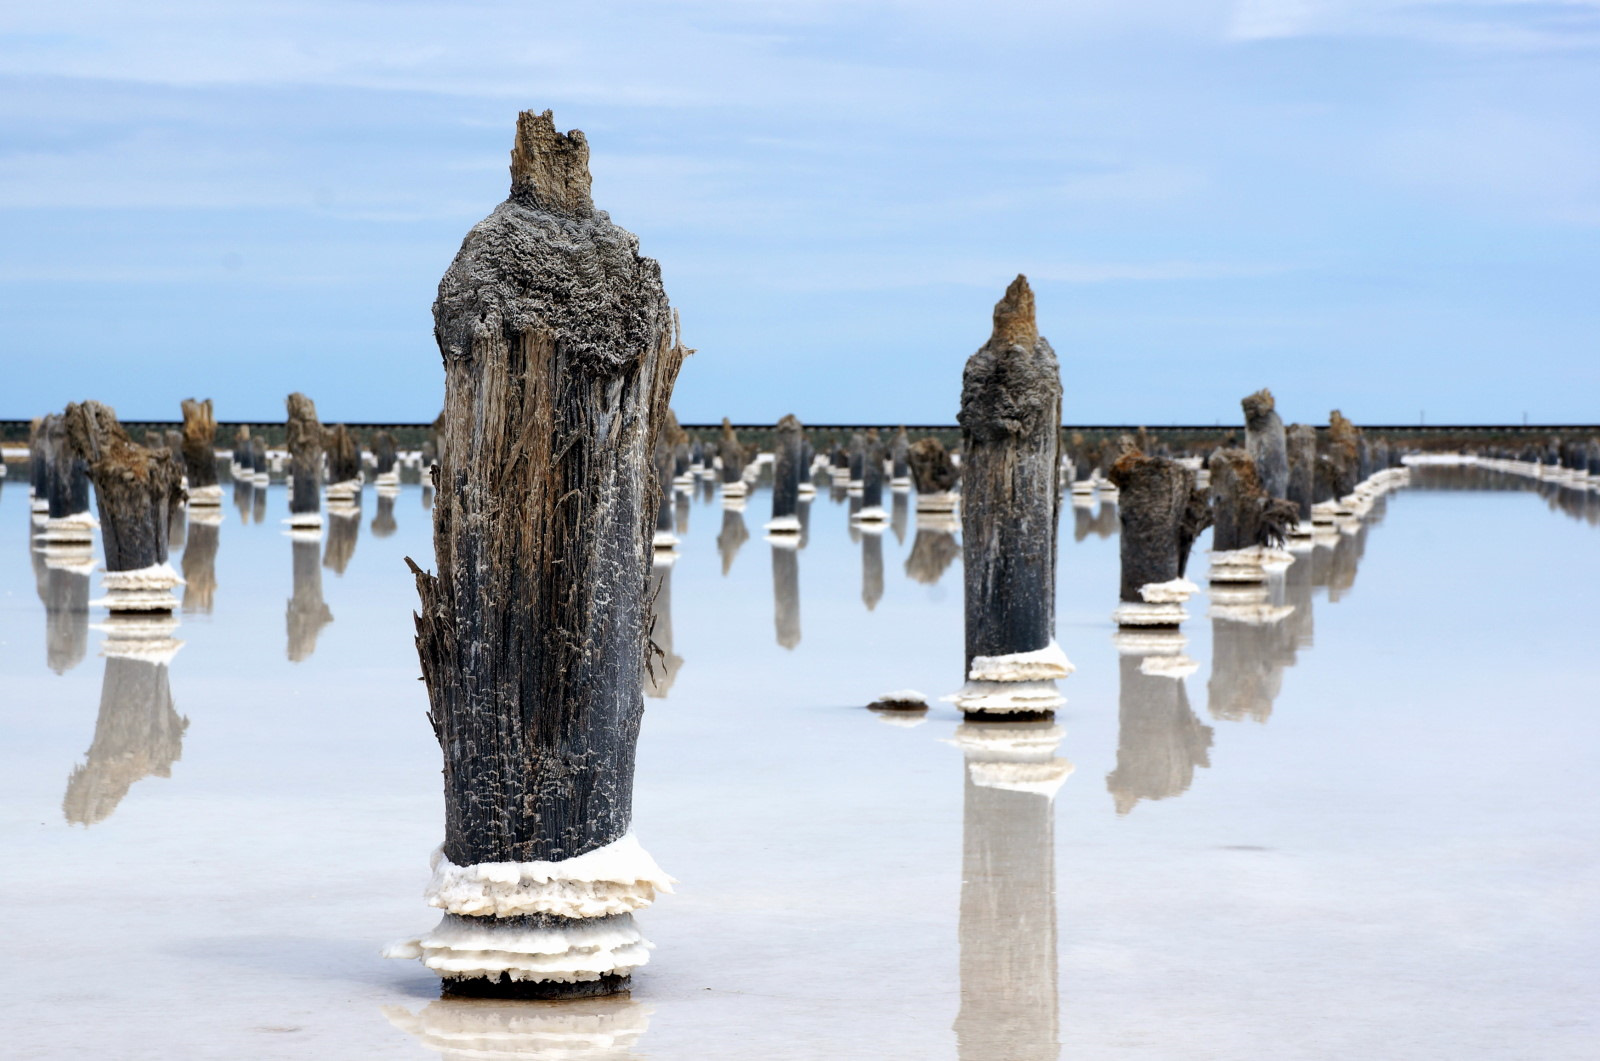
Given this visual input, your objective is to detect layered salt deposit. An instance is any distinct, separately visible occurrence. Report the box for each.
[385,913,651,984]
[1139,577,1199,604]
[942,680,1065,715]
[1208,546,1294,583]
[1112,627,1189,655]
[186,484,224,506]
[425,834,674,920]
[763,515,801,533]
[1210,602,1297,625]
[851,506,888,523]
[1140,654,1199,679]
[967,641,1075,682]
[914,491,958,514]
[325,479,362,501]
[1112,601,1188,627]
[102,562,183,592]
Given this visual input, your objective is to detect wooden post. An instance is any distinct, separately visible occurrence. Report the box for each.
[765,413,803,534]
[847,430,866,488]
[36,413,95,547]
[285,393,323,527]
[1106,451,1202,631]
[324,423,362,506]
[1285,424,1316,534]
[954,276,1071,718]
[1106,654,1211,815]
[230,424,251,479]
[908,436,959,515]
[889,426,911,488]
[179,399,222,507]
[372,430,401,487]
[28,416,51,512]
[854,431,888,524]
[64,401,185,613]
[394,109,682,999]
[1206,448,1299,614]
[718,418,748,499]
[1242,388,1287,499]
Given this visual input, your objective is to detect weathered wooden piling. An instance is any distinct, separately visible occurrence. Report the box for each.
[325,424,362,505]
[718,418,748,499]
[908,436,959,515]
[1206,448,1299,605]
[765,414,804,534]
[854,431,888,524]
[64,401,186,613]
[392,109,682,998]
[1106,451,1202,631]
[179,399,222,506]
[1318,410,1360,519]
[1285,423,1316,535]
[229,424,251,478]
[372,430,401,487]
[248,436,269,485]
[29,417,51,512]
[890,426,911,488]
[285,393,323,527]
[1242,389,1288,500]
[36,413,96,546]
[847,430,866,489]
[953,276,1071,718]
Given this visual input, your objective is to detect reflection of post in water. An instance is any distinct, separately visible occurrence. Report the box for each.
[1207,573,1301,724]
[233,478,253,525]
[772,540,801,649]
[952,721,1066,1061]
[252,482,267,524]
[906,517,960,585]
[384,996,651,1061]
[646,555,683,697]
[797,496,812,549]
[167,503,187,551]
[323,510,360,576]
[286,535,334,662]
[371,490,398,538]
[181,515,220,614]
[847,492,862,543]
[675,489,690,537]
[717,506,748,576]
[1107,653,1212,815]
[861,526,884,611]
[43,555,92,675]
[891,489,909,544]
[63,652,188,826]
[1089,498,1118,539]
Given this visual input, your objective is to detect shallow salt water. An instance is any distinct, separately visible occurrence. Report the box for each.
[1,462,1598,1060]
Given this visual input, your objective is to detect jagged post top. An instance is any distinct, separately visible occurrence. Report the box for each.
[776,413,803,435]
[991,273,1038,348]
[510,109,593,215]
[958,274,1060,443]
[1242,388,1275,426]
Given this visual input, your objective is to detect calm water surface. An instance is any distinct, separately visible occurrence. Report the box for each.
[1,463,1597,1060]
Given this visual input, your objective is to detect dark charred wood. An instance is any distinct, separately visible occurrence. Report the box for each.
[1286,424,1316,521]
[41,413,92,519]
[1107,452,1192,603]
[442,972,630,1000]
[409,110,686,880]
[179,399,220,490]
[861,431,886,510]
[907,436,959,494]
[286,393,323,515]
[1207,448,1299,552]
[1242,389,1287,499]
[770,414,803,522]
[957,275,1062,669]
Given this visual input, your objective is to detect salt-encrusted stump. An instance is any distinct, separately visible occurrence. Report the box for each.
[765,413,803,535]
[178,399,222,507]
[951,720,1066,1061]
[796,437,817,499]
[62,652,188,827]
[1285,423,1316,539]
[324,424,363,507]
[1206,448,1298,600]
[1315,410,1360,523]
[394,109,682,999]
[372,430,401,486]
[1106,653,1212,815]
[716,505,748,575]
[1107,451,1203,630]
[853,431,889,526]
[847,430,866,489]
[64,402,185,614]
[645,556,683,698]
[248,436,270,485]
[229,425,251,478]
[771,541,801,649]
[36,413,97,548]
[29,417,51,512]
[953,276,1071,719]
[908,436,960,515]
[718,418,748,499]
[1242,388,1288,500]
[286,535,333,661]
[890,426,912,489]
[285,393,324,528]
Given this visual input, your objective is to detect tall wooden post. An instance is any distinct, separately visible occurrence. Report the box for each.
[854,431,888,524]
[36,413,96,549]
[1285,423,1316,538]
[324,424,362,506]
[1207,448,1299,616]
[889,426,911,489]
[393,109,683,998]
[285,393,323,528]
[179,399,222,508]
[953,276,1071,718]
[1107,451,1202,632]
[1242,388,1287,500]
[908,436,959,516]
[765,413,803,535]
[372,430,401,487]
[718,418,748,499]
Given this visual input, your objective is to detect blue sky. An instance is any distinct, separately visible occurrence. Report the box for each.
[2,1,1596,425]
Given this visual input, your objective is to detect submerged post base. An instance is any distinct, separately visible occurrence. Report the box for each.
[441,973,631,1001]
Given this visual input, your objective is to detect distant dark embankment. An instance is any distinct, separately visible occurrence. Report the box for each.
[1,420,1593,454]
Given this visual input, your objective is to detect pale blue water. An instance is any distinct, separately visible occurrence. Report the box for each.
[0,462,1596,1059]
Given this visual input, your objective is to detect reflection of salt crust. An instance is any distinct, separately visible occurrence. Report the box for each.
[425,834,674,920]
[796,483,816,498]
[967,640,1075,681]
[721,496,747,513]
[188,505,225,526]
[869,690,928,710]
[251,472,270,485]
[764,533,799,549]
[1113,601,1188,627]
[915,513,961,533]
[763,515,801,533]
[968,759,1075,798]
[1070,480,1095,495]
[651,531,678,549]
[1210,603,1296,625]
[1310,501,1338,524]
[1209,546,1292,583]
[375,470,400,486]
[943,680,1065,715]
[852,506,888,523]
[325,479,362,501]
[43,548,98,575]
[890,478,911,491]
[186,484,224,505]
[102,562,183,591]
[1139,578,1199,604]
[721,481,748,498]
[285,527,323,544]
[948,721,1064,757]
[1112,627,1189,655]
[872,711,927,729]
[38,512,98,542]
[385,913,651,984]
[650,551,677,569]
[1286,519,1313,538]
[915,491,959,513]
[377,483,401,498]
[1140,654,1198,679]
[99,631,185,665]
[1209,583,1270,606]
[383,996,652,1058]
[284,512,323,528]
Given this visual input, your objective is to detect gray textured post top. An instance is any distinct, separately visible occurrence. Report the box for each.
[957,275,1060,442]
[510,109,593,215]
